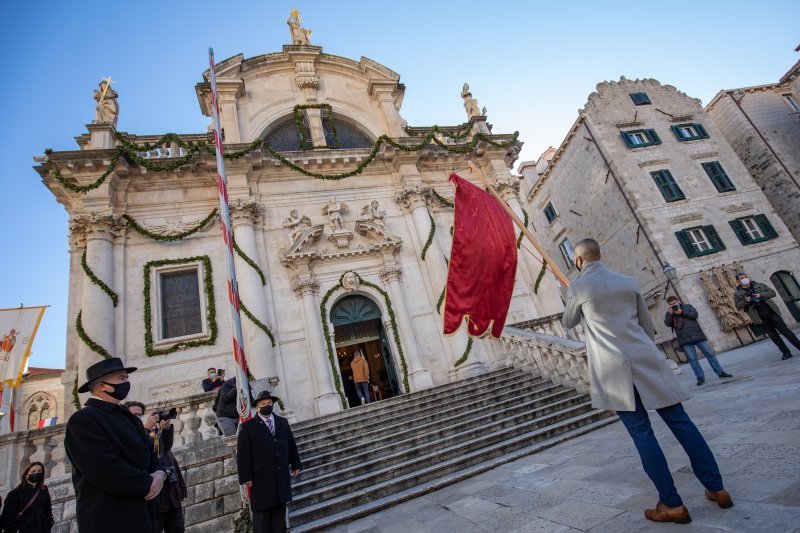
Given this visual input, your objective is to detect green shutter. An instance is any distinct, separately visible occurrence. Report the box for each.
[755,214,778,239]
[695,123,709,138]
[671,125,683,140]
[704,225,726,251]
[703,162,736,192]
[675,230,697,258]
[646,129,662,145]
[728,219,750,244]
[621,131,634,147]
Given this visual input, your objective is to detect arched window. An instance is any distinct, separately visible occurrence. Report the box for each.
[263,114,372,151]
[24,393,56,430]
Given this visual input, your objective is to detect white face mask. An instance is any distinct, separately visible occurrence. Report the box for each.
[740,278,751,286]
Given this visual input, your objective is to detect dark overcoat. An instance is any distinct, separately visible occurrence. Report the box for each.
[64,398,158,533]
[664,304,707,345]
[236,415,302,511]
[733,281,780,324]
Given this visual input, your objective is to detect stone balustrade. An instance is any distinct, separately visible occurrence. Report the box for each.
[499,325,590,394]
[0,390,219,495]
[510,312,585,342]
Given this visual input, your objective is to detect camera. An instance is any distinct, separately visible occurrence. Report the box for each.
[217,369,225,378]
[671,305,680,312]
[154,407,178,421]
[746,287,762,304]
[163,467,179,484]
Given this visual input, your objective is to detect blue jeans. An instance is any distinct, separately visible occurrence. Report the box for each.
[681,340,724,379]
[617,388,723,507]
[355,381,371,404]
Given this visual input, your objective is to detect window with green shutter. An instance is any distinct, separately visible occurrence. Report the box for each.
[630,92,651,105]
[543,202,557,224]
[671,123,709,141]
[675,225,725,258]
[650,169,686,202]
[701,161,736,192]
[729,215,778,245]
[621,129,661,148]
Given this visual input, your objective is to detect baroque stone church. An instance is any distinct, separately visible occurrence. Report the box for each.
[36,14,563,422]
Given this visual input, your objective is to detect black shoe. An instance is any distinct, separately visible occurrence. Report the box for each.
[697,378,705,386]
[782,353,794,360]
[718,372,732,378]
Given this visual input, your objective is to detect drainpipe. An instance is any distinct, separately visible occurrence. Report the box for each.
[582,115,685,302]
[727,91,800,191]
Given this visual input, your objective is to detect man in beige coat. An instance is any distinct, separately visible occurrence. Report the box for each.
[351,350,371,405]
[563,239,732,524]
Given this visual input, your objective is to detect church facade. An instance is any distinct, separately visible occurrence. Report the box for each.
[36,26,562,421]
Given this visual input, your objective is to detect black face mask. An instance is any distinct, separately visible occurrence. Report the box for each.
[259,405,273,417]
[102,381,131,401]
[27,473,43,484]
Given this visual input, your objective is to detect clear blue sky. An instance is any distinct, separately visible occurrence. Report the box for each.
[1,1,797,370]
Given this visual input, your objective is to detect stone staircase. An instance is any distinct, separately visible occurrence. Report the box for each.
[288,366,614,532]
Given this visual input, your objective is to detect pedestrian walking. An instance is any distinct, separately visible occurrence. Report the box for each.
[350,350,371,405]
[563,239,732,524]
[734,272,800,360]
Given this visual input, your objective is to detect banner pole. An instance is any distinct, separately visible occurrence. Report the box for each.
[467,161,570,288]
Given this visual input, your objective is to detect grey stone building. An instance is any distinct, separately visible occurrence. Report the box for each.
[521,77,800,353]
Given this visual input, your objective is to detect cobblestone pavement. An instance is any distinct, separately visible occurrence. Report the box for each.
[330,333,800,532]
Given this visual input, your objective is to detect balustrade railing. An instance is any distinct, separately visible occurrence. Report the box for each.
[510,312,584,342]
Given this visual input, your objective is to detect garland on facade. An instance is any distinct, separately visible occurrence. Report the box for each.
[233,239,266,285]
[421,212,436,261]
[517,208,529,249]
[431,189,455,208]
[123,209,218,242]
[534,259,547,294]
[81,250,119,307]
[232,505,253,533]
[404,124,473,140]
[72,376,81,410]
[437,285,446,313]
[143,256,217,356]
[76,310,113,359]
[48,130,519,192]
[293,103,339,150]
[454,337,473,367]
[240,300,276,347]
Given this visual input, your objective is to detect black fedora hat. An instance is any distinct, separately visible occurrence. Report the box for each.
[78,357,137,393]
[250,390,280,407]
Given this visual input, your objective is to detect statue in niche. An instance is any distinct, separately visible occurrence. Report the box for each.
[461,83,482,119]
[93,80,119,126]
[287,9,312,45]
[282,209,312,243]
[358,200,386,228]
[322,197,349,232]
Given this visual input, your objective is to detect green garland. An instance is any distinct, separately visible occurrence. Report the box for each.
[240,300,276,347]
[431,189,455,208]
[404,124,473,140]
[76,310,113,359]
[454,337,473,367]
[50,148,123,193]
[143,256,217,356]
[319,282,350,409]
[81,250,119,307]
[517,207,529,249]
[232,239,266,286]
[534,260,547,294]
[437,285,446,314]
[232,505,253,533]
[293,103,339,150]
[421,212,436,261]
[123,209,217,242]
[72,376,81,410]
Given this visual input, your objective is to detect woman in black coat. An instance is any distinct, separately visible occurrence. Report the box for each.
[1,462,54,533]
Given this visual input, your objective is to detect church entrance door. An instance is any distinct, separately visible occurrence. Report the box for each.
[331,295,401,407]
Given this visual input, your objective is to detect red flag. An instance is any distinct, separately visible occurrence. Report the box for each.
[443,173,517,338]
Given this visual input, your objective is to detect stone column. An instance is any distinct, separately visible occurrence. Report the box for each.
[379,263,434,391]
[71,212,123,401]
[294,277,341,416]
[215,79,244,144]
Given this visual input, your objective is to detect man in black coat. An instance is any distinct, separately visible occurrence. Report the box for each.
[215,376,244,436]
[65,358,166,533]
[237,390,302,533]
[665,295,732,386]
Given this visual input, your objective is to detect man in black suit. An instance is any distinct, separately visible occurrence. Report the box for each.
[237,390,302,533]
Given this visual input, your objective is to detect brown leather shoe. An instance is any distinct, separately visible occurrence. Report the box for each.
[644,502,692,524]
[705,488,734,508]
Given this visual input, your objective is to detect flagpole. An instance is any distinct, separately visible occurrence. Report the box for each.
[467,161,570,287]
[208,48,252,423]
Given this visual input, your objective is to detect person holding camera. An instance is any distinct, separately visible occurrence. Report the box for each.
[65,358,165,533]
[201,367,223,392]
[125,402,187,533]
[734,272,800,360]
[665,296,732,386]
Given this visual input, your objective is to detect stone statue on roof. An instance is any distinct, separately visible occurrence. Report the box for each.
[287,9,312,46]
[461,83,482,120]
[93,80,119,127]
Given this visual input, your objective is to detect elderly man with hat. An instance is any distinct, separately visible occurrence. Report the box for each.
[734,271,800,360]
[65,358,164,533]
[237,390,302,533]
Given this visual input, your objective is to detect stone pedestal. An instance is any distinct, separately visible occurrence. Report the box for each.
[86,123,116,150]
[328,229,353,249]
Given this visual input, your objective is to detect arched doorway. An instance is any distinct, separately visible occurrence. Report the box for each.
[331,295,401,407]
[771,271,800,322]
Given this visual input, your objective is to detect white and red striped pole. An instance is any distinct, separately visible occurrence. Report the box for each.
[208,48,252,423]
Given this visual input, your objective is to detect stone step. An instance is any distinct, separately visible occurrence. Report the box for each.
[296,373,548,456]
[298,380,564,469]
[293,390,586,495]
[289,409,616,530]
[292,366,522,438]
[290,399,598,514]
